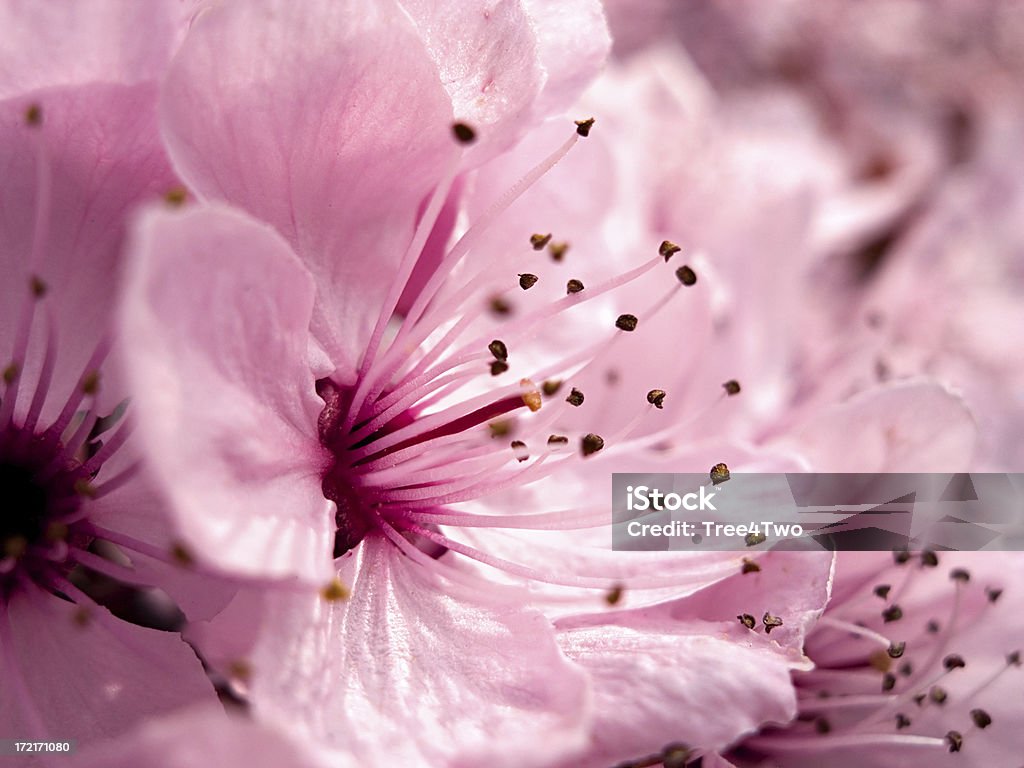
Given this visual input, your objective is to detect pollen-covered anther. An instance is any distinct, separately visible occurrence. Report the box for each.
[547,434,568,446]
[605,584,623,606]
[741,557,760,574]
[30,275,47,298]
[882,605,903,623]
[548,241,569,262]
[888,641,907,658]
[24,102,42,126]
[615,314,638,332]
[518,273,539,290]
[722,379,741,396]
[659,240,681,261]
[646,389,666,409]
[488,420,512,438]
[581,433,604,457]
[45,522,69,542]
[745,531,766,547]
[762,612,783,634]
[2,363,19,385]
[520,380,542,412]
[490,360,509,376]
[510,440,529,463]
[930,686,948,705]
[73,479,97,498]
[529,233,552,250]
[945,731,963,753]
[738,613,756,630]
[566,279,584,294]
[542,379,562,396]
[676,265,697,286]
[488,339,508,361]
[451,121,477,144]
[566,387,584,407]
[710,462,730,484]
[320,578,350,602]
[574,117,595,137]
[943,654,966,670]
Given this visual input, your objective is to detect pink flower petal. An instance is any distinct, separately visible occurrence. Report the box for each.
[72,704,334,768]
[239,537,589,767]
[119,204,333,582]
[159,0,460,380]
[0,587,215,748]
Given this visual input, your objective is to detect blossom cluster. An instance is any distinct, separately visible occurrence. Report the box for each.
[1,1,1021,766]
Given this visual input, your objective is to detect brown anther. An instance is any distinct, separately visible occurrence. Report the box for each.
[488,420,512,438]
[737,613,756,630]
[490,360,509,376]
[943,654,966,670]
[566,279,584,294]
[2,362,19,385]
[548,241,569,261]
[646,389,666,409]
[888,641,906,659]
[874,584,892,599]
[228,659,253,684]
[566,388,584,407]
[660,744,691,768]
[921,550,939,567]
[814,718,831,735]
[164,186,188,207]
[489,295,513,316]
[518,273,539,290]
[710,462,730,484]
[45,522,69,542]
[722,379,741,396]
[893,547,911,564]
[3,536,27,559]
[986,587,1003,603]
[510,440,529,462]
[488,339,508,361]
[82,371,101,395]
[762,612,783,634]
[320,578,350,602]
[160,542,193,569]
[605,584,623,606]
[547,434,568,446]
[970,708,992,729]
[945,731,962,753]
[1008,650,1022,667]
[659,240,681,261]
[676,265,697,286]
[930,686,948,705]
[882,605,903,623]
[25,103,42,126]
[581,433,604,457]
[542,379,562,396]
[927,620,941,634]
[615,314,638,332]
[895,713,911,729]
[72,607,92,627]
[529,233,552,250]
[950,568,970,583]
[745,531,766,547]
[741,557,761,574]
[882,673,897,691]
[574,117,595,137]
[452,122,476,144]
[30,275,47,298]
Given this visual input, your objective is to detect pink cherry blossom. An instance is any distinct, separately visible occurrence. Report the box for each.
[1,2,220,751]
